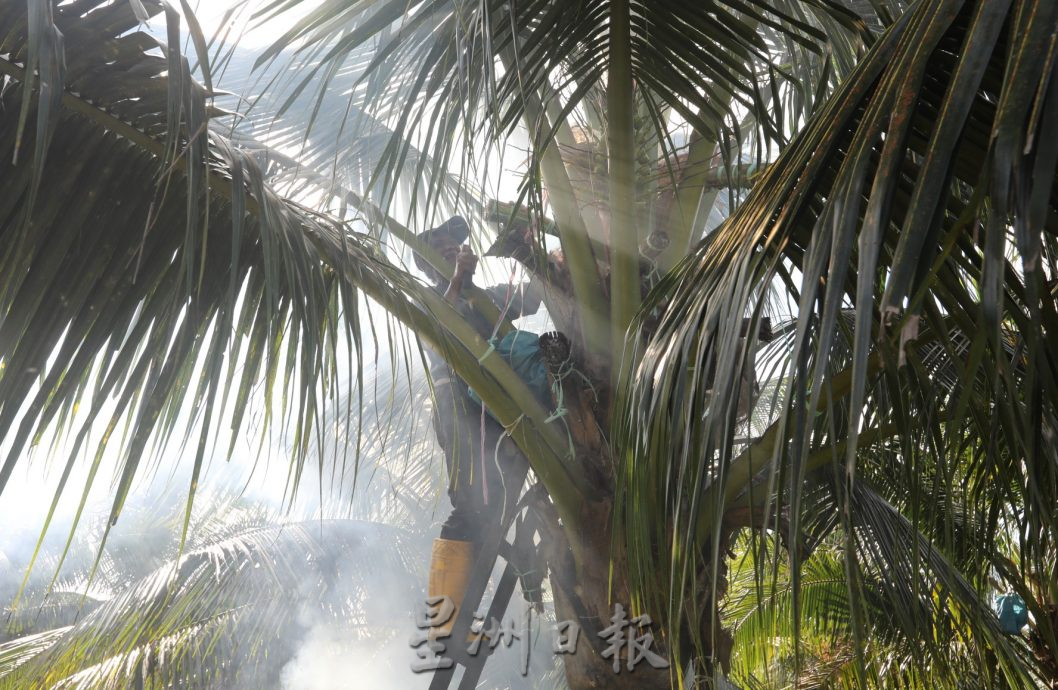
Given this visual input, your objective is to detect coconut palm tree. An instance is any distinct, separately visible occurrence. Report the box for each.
[2,0,1057,688]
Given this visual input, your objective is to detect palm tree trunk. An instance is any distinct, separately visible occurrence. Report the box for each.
[549,500,673,690]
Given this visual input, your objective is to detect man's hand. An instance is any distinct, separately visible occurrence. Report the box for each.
[445,245,477,304]
[454,244,478,278]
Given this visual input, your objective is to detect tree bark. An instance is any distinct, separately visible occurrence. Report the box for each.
[548,499,673,690]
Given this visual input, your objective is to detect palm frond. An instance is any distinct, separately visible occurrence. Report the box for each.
[1,518,417,689]
[0,0,586,555]
[624,0,1058,682]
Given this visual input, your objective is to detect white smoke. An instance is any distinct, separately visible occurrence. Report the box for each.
[280,621,429,690]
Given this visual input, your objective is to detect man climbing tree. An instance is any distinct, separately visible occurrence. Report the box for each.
[414,216,542,636]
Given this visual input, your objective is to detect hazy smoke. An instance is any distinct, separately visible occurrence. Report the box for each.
[280,622,426,690]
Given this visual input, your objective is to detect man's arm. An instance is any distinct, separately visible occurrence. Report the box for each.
[482,277,543,320]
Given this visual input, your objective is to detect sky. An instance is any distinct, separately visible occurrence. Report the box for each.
[181,0,318,49]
